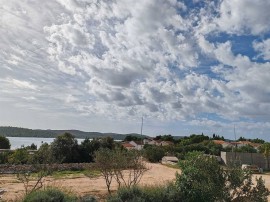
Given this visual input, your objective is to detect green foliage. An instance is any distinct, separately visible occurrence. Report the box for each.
[154,134,175,142]
[78,137,117,163]
[176,152,270,202]
[179,134,209,146]
[0,135,11,149]
[225,165,270,201]
[0,151,11,164]
[24,143,37,150]
[251,138,265,144]
[0,126,141,140]
[50,133,80,163]
[234,144,257,153]
[212,133,224,140]
[79,195,97,202]
[8,148,30,164]
[95,148,147,194]
[177,152,226,202]
[238,136,265,144]
[143,145,165,163]
[78,138,99,162]
[124,135,142,142]
[32,143,53,164]
[22,187,77,202]
[259,143,270,169]
[108,184,182,202]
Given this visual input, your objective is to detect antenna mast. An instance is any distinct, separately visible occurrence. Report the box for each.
[140,117,143,136]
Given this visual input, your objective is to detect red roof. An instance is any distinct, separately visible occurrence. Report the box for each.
[122,143,135,148]
[213,140,226,145]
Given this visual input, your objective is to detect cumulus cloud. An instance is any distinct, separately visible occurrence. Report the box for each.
[215,0,270,35]
[253,39,270,60]
[1,0,270,138]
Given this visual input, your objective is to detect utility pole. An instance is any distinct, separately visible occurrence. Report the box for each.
[234,124,237,159]
[141,117,144,146]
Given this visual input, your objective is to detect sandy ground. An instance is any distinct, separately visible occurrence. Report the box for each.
[1,164,270,201]
[0,163,180,201]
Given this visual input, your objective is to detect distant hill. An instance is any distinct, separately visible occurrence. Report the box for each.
[0,126,146,140]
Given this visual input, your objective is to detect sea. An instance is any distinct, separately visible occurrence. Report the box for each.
[7,137,85,149]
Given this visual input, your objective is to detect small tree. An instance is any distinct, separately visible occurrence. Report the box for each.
[112,149,147,189]
[17,165,51,195]
[94,148,114,194]
[0,136,10,149]
[95,148,148,194]
[259,143,270,169]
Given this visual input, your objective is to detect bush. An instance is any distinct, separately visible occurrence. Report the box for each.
[177,152,226,202]
[8,148,30,164]
[108,184,182,202]
[143,145,165,163]
[22,187,77,202]
[79,195,97,202]
[0,151,11,164]
[177,152,270,202]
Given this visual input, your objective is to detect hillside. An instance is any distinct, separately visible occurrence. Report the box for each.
[0,126,145,140]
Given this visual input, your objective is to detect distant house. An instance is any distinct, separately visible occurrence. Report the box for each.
[148,139,158,145]
[122,142,136,150]
[129,141,144,150]
[143,138,152,145]
[239,141,262,151]
[213,140,261,151]
[160,141,174,146]
[162,156,179,165]
[148,139,163,146]
[213,140,229,148]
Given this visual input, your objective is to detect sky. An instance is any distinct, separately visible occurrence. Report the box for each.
[0,0,270,140]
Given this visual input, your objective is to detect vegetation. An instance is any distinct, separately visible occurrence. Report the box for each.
[8,148,30,164]
[50,133,80,163]
[22,187,77,202]
[0,135,11,149]
[95,148,147,194]
[143,145,165,162]
[0,126,142,140]
[259,143,270,169]
[109,152,270,202]
[238,136,265,144]
[107,183,181,202]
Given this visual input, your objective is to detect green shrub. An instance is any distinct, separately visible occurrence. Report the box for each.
[108,184,182,202]
[79,195,97,202]
[22,187,77,202]
[143,145,165,163]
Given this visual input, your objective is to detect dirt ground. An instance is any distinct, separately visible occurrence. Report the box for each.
[0,163,180,201]
[1,164,270,201]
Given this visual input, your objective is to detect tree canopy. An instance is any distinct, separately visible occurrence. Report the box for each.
[0,135,11,149]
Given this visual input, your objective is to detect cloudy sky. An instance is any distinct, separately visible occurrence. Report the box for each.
[1,0,270,140]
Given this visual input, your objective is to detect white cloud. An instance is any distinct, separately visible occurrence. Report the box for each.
[253,39,270,60]
[1,0,270,138]
[11,79,37,90]
[215,0,270,35]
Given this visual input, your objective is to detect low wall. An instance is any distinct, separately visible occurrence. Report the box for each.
[0,163,96,174]
[221,152,268,169]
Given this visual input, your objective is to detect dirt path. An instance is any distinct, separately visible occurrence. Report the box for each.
[0,163,180,201]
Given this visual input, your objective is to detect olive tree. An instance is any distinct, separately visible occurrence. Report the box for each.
[94,148,147,194]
